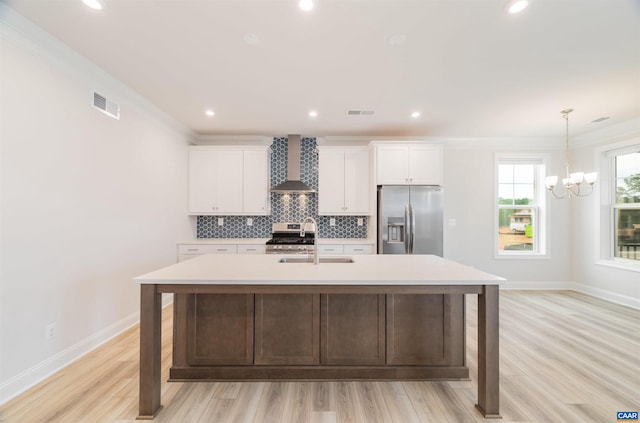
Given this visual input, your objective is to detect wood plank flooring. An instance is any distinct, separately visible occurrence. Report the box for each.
[1,291,639,422]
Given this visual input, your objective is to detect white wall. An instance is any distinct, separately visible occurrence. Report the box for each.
[442,144,572,287]
[0,6,192,402]
[570,122,640,308]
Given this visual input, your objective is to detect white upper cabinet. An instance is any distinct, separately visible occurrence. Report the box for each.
[242,149,270,214]
[376,143,442,185]
[188,146,270,215]
[318,146,371,215]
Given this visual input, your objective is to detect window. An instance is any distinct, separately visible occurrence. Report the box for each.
[612,149,640,261]
[495,155,547,257]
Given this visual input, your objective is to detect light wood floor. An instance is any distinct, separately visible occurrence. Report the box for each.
[2,291,639,422]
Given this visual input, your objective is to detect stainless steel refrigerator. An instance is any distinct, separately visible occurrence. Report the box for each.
[377,185,443,256]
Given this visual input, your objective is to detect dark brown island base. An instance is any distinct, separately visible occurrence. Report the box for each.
[134,254,503,420]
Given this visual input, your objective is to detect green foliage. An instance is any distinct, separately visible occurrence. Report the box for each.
[617,173,640,203]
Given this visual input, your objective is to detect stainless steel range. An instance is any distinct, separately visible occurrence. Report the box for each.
[265,222,316,254]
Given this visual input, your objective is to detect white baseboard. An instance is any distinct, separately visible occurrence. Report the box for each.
[500,280,640,310]
[499,280,576,290]
[572,284,640,310]
[0,296,173,405]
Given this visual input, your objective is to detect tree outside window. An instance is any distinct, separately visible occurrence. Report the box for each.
[497,161,544,254]
[614,151,640,261]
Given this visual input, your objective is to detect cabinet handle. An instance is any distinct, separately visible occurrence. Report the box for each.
[187,248,198,252]
[353,248,364,251]
[217,248,228,252]
[325,248,335,251]
[246,248,256,251]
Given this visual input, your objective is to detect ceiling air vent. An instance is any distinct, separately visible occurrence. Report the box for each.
[347,110,375,116]
[93,92,120,120]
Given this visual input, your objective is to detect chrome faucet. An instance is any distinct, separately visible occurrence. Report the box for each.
[301,216,319,265]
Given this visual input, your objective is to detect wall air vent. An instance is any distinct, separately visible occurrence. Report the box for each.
[347,110,375,116]
[93,92,120,120]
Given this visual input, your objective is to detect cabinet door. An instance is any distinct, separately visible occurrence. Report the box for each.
[243,149,270,214]
[213,150,244,213]
[318,149,346,214]
[386,294,464,366]
[376,146,409,185]
[255,294,320,365]
[343,149,370,214]
[321,294,385,365]
[188,150,217,214]
[185,294,255,365]
[188,149,243,215]
[408,145,442,185]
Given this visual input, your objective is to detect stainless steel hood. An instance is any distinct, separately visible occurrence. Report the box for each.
[271,134,315,194]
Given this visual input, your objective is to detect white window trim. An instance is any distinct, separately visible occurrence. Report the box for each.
[494,153,549,259]
[596,141,640,271]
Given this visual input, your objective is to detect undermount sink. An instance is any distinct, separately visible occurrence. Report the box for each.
[278,256,354,264]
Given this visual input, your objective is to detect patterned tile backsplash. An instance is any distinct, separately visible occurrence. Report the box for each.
[196,137,368,239]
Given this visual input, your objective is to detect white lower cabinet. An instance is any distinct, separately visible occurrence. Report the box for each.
[344,244,374,255]
[318,244,374,255]
[177,244,239,262]
[317,245,344,255]
[237,244,266,254]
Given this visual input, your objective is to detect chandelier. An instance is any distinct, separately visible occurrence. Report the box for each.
[545,109,598,199]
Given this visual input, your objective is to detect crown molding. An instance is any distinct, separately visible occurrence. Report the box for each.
[572,117,640,149]
[0,3,196,141]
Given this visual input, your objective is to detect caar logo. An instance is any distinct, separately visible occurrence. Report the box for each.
[617,411,638,421]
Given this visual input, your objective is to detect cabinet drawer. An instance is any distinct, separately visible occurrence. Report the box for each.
[317,245,344,255]
[178,244,238,254]
[237,244,266,254]
[344,244,374,255]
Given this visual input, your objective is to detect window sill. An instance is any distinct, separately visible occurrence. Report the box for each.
[495,253,549,260]
[595,259,640,273]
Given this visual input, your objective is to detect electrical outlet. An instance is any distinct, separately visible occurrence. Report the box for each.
[330,218,336,226]
[217,218,224,226]
[45,322,57,340]
[247,218,253,226]
[357,218,363,226]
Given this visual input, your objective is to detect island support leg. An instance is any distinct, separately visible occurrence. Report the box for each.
[476,284,500,418]
[138,284,162,420]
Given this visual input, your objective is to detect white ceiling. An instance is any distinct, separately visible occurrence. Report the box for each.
[4,0,640,139]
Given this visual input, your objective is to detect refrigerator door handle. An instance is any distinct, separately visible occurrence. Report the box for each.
[409,204,416,254]
[404,205,411,254]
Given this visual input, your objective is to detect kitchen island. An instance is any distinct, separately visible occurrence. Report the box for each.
[134,254,503,419]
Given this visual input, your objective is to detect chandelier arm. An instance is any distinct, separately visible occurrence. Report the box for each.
[548,185,569,199]
[575,182,595,197]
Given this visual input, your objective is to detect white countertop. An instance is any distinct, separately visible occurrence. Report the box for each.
[178,238,375,245]
[134,254,503,286]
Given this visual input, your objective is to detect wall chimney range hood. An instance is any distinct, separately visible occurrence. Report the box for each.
[271,134,315,194]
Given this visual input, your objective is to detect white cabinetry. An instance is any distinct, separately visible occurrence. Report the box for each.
[178,244,238,262]
[318,243,374,255]
[189,146,270,215]
[376,144,442,185]
[318,147,371,215]
[237,244,266,254]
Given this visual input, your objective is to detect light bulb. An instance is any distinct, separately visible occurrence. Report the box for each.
[82,0,105,10]
[507,0,528,14]
[299,0,314,11]
[545,176,558,188]
[584,172,598,184]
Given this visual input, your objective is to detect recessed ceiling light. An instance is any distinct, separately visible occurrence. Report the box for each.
[411,111,421,118]
[82,0,105,10]
[205,110,215,117]
[506,0,528,14]
[308,110,318,118]
[299,0,314,11]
